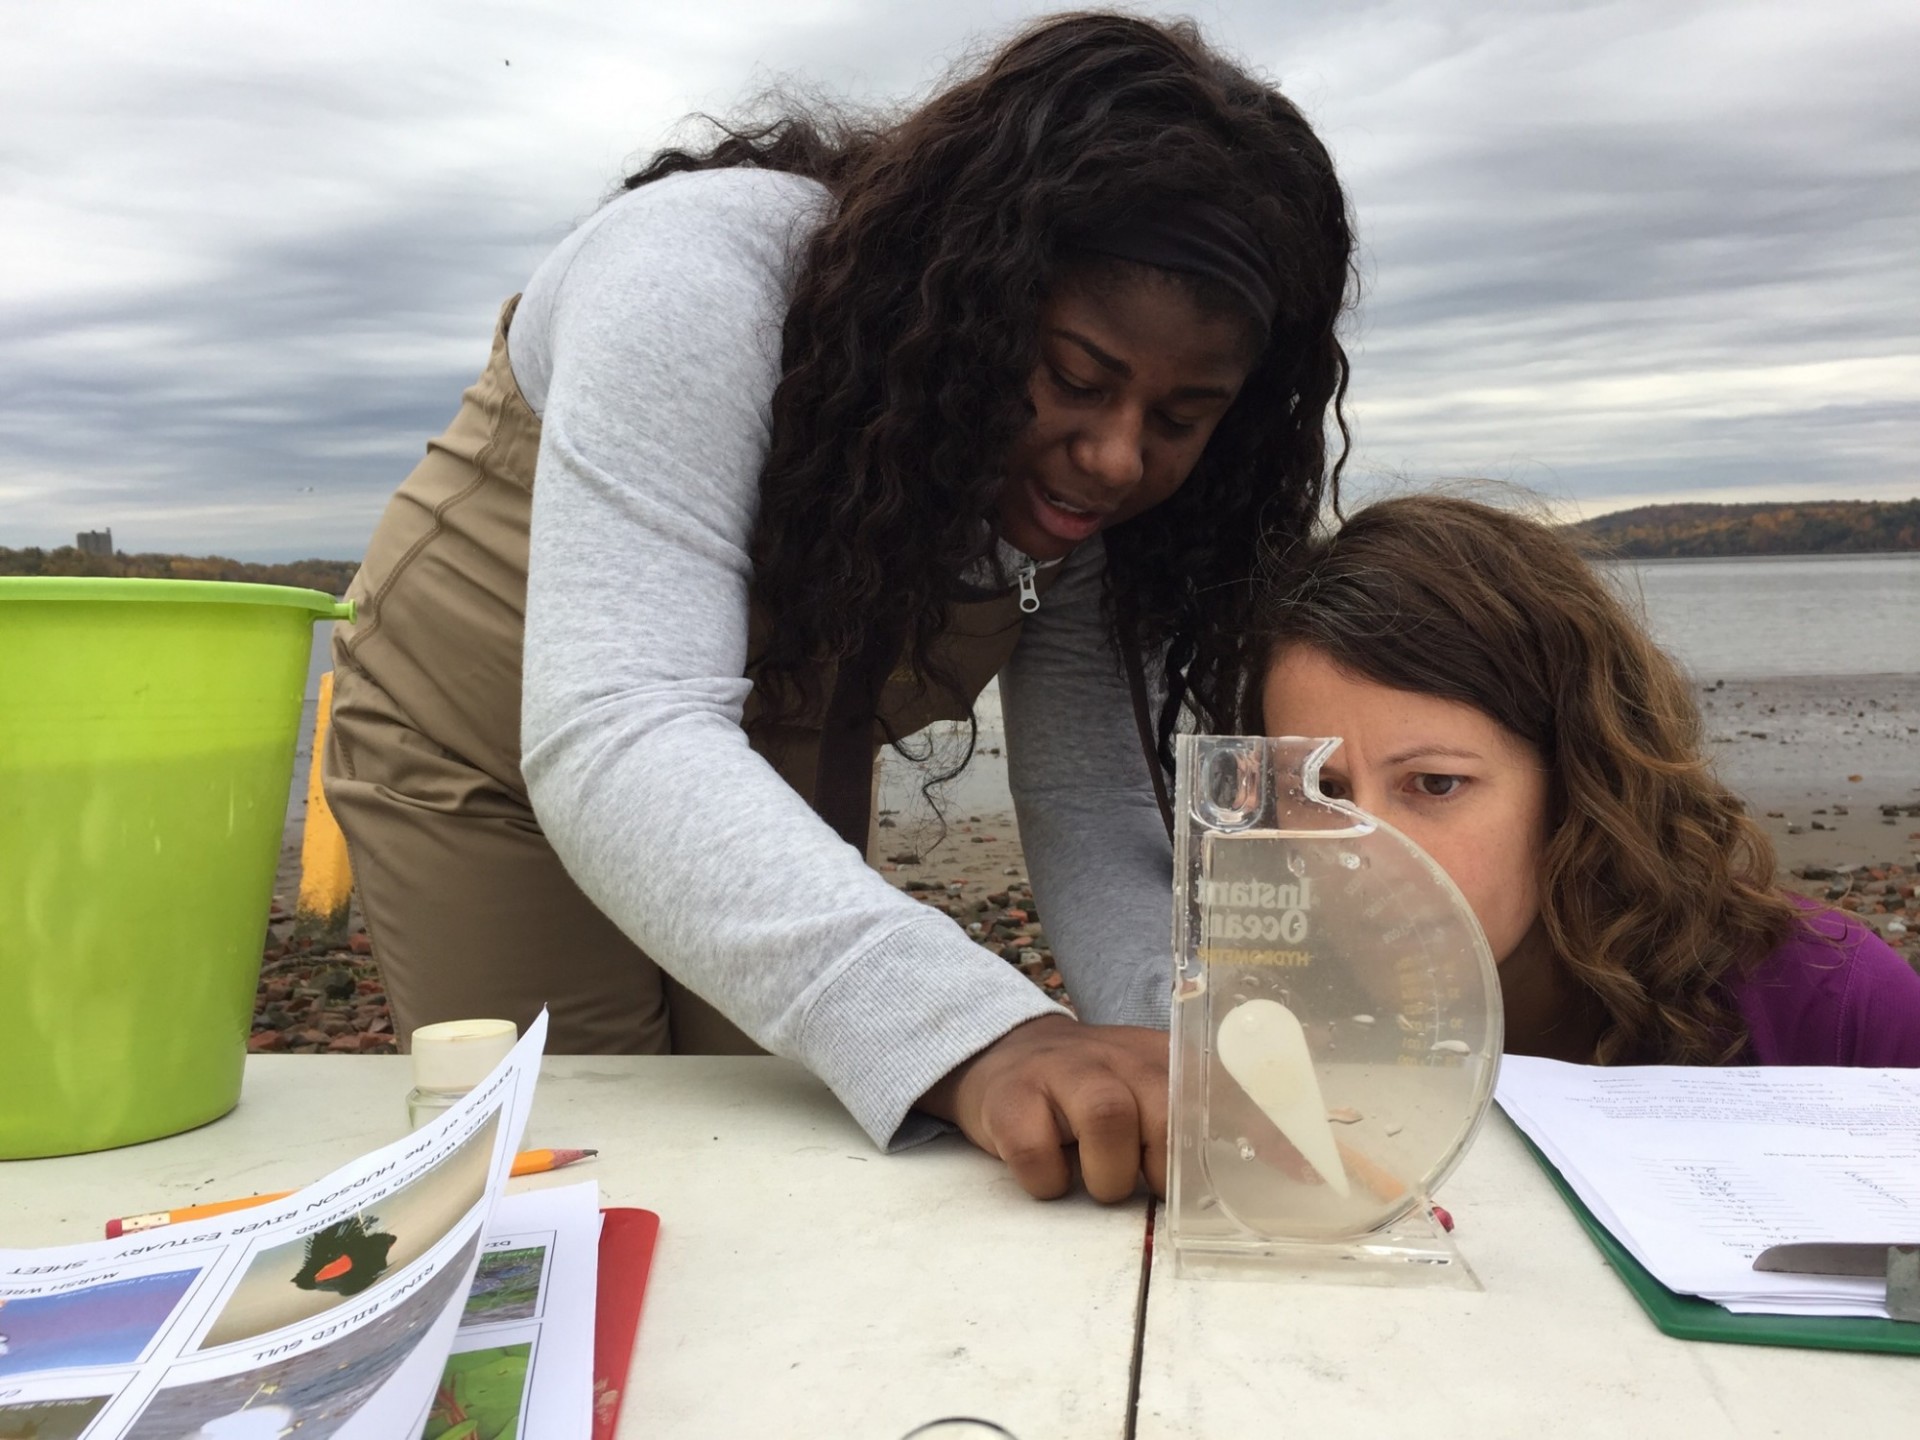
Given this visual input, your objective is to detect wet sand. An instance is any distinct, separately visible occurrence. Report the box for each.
[1696,673,1920,874]
[870,806,1069,1004]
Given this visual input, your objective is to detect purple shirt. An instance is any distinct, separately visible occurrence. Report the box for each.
[1730,906,1920,1067]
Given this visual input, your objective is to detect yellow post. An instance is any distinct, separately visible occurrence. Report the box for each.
[295,671,355,942]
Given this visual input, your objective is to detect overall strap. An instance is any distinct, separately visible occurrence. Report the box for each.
[812,626,904,852]
[1118,613,1176,844]
[817,616,1174,852]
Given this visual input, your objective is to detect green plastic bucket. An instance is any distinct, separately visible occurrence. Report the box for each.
[0,578,353,1158]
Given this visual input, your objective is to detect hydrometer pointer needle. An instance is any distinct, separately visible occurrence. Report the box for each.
[1217,999,1351,1198]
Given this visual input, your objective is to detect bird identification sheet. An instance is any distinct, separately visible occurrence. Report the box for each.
[0,1014,547,1438]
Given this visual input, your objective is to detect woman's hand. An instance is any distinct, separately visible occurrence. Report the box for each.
[917,1016,1169,1202]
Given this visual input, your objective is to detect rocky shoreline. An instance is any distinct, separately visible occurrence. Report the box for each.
[1782,854,1918,952]
[246,895,391,1056]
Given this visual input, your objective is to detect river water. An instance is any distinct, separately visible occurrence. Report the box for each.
[1613,552,1920,680]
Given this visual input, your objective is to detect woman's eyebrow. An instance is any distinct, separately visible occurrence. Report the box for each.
[1382,744,1483,767]
[1051,328,1130,376]
[1048,328,1236,401]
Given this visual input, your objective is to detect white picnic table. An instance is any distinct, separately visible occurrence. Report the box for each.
[5,1057,1915,1438]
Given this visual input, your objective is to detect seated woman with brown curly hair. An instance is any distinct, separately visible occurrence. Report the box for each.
[1251,494,1920,1066]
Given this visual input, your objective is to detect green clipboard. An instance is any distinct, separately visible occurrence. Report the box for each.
[1517,1134,1920,1355]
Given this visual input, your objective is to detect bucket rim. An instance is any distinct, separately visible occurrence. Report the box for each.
[0,576,353,621]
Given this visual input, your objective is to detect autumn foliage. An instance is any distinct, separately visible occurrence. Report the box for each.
[1567,500,1920,559]
[0,546,357,595]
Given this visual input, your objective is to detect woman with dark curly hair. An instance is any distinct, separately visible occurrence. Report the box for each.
[324,12,1356,1198]
[1253,495,1920,1067]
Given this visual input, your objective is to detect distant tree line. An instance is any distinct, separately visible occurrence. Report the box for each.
[5,497,1916,585]
[1566,500,1920,559]
[0,546,358,596]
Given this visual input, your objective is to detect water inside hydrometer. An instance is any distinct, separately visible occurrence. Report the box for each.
[1195,829,1495,1238]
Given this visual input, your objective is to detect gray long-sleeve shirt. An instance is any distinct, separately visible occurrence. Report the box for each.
[511,167,1173,1149]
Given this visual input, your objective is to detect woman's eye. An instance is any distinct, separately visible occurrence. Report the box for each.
[1411,773,1464,798]
[1051,369,1099,398]
[1155,412,1198,436]
[1317,775,1351,800]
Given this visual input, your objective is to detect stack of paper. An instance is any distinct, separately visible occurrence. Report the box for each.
[1496,1058,1920,1318]
[0,1011,607,1439]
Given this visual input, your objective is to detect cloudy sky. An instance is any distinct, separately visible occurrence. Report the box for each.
[5,0,1915,560]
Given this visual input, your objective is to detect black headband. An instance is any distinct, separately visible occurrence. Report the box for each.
[1067,202,1278,329]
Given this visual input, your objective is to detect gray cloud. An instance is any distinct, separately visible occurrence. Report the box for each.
[1318,0,1920,509]
[3,0,1915,558]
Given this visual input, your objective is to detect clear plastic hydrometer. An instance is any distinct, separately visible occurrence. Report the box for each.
[1169,735,1504,1284]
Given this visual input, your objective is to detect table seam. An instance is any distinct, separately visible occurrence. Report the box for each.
[1124,1197,1157,1439]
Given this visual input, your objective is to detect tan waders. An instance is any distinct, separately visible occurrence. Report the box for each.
[324,299,1056,1054]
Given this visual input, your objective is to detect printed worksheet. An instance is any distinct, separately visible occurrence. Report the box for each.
[1497,1058,1919,1316]
[423,1183,601,1439]
[0,1014,547,1438]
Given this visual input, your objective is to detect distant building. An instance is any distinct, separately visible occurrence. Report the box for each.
[76,528,113,556]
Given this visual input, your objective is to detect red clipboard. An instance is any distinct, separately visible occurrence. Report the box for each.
[593,1207,660,1440]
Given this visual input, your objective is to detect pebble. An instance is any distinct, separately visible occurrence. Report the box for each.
[252,937,396,1056]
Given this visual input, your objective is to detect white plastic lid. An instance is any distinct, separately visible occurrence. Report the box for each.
[409,1018,517,1093]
